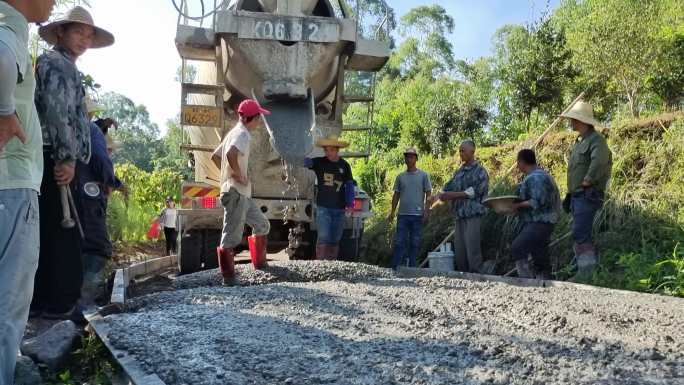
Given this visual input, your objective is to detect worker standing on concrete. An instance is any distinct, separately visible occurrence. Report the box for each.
[560,101,612,278]
[159,197,178,256]
[77,98,120,310]
[212,99,271,286]
[434,140,489,273]
[510,149,561,279]
[32,6,114,319]
[0,1,54,383]
[388,147,432,270]
[306,136,355,261]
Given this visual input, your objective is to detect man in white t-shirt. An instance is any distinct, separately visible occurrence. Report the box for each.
[212,99,271,286]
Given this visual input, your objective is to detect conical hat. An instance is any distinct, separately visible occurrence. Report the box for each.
[39,6,114,49]
[85,94,104,115]
[315,135,348,148]
[560,101,602,128]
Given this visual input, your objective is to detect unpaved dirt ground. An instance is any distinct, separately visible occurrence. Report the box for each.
[104,261,684,385]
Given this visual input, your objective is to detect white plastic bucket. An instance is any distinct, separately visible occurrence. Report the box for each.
[427,251,454,272]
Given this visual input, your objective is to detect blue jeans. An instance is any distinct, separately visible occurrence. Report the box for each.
[0,189,40,385]
[392,215,423,269]
[571,188,604,245]
[511,222,555,273]
[316,207,345,245]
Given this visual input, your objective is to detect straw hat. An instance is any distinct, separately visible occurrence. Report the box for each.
[106,134,121,151]
[39,6,114,49]
[315,135,348,148]
[483,196,522,215]
[85,94,105,115]
[560,101,601,128]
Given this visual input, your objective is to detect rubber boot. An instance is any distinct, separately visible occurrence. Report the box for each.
[329,245,340,261]
[316,244,328,260]
[248,235,268,269]
[216,247,236,286]
[516,259,534,279]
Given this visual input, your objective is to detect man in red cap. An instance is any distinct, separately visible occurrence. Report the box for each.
[212,99,271,286]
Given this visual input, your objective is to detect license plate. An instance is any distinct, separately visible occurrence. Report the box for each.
[181,105,222,127]
[238,16,339,43]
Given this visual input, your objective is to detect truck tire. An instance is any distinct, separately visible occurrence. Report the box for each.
[178,230,202,275]
[339,229,363,262]
[202,230,221,269]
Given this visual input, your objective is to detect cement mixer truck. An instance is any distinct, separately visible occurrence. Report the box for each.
[173,0,389,273]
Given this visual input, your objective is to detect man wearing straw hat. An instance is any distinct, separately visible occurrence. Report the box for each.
[433,140,489,273]
[305,135,356,260]
[560,101,612,278]
[0,0,55,382]
[77,96,120,310]
[32,5,114,319]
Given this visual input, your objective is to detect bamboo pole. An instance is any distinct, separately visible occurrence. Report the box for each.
[505,92,586,175]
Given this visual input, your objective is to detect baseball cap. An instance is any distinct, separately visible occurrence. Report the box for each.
[237,99,271,118]
[403,146,419,157]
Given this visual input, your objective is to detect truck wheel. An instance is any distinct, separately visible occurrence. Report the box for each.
[339,229,363,262]
[178,230,202,274]
[202,230,221,269]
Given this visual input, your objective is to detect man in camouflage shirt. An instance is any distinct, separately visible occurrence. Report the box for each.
[32,6,114,318]
[435,140,489,273]
[511,149,561,279]
[560,101,612,278]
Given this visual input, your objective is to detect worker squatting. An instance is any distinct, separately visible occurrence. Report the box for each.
[0,2,612,385]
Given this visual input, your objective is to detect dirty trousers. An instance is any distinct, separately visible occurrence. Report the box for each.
[511,222,555,273]
[452,216,483,273]
[0,189,40,385]
[220,188,270,249]
[33,154,82,313]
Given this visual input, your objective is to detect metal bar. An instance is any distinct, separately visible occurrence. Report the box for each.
[180,144,216,152]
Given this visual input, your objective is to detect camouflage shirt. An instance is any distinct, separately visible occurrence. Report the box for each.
[515,167,561,224]
[35,47,90,164]
[443,161,489,219]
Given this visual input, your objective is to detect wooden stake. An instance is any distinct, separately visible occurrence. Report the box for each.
[506,92,586,175]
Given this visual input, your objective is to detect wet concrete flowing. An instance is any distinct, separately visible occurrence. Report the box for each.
[104,262,684,385]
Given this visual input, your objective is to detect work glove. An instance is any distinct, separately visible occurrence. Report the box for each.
[464,187,475,199]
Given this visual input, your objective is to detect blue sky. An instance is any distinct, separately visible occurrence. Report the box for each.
[74,0,560,132]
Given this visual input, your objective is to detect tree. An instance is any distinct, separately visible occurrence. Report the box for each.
[101,92,164,172]
[648,24,684,107]
[492,17,576,134]
[556,0,665,117]
[389,5,455,79]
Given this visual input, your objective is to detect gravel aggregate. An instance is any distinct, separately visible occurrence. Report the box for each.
[105,262,684,385]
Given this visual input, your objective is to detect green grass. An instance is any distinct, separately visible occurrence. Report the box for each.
[356,116,684,298]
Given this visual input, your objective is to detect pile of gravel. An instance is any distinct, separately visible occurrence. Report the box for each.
[173,260,394,289]
[105,262,684,385]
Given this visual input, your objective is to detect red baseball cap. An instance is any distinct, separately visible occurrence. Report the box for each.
[237,99,270,117]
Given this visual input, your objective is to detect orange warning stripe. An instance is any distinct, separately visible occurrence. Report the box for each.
[182,184,220,208]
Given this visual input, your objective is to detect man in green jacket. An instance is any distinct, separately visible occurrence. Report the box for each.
[561,101,612,277]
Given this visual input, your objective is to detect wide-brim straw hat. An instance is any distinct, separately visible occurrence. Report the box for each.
[483,196,522,215]
[560,101,602,128]
[315,136,348,148]
[106,134,121,150]
[39,6,114,49]
[85,95,105,115]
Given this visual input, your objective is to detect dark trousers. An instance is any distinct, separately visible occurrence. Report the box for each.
[392,215,423,269]
[511,222,555,273]
[33,154,83,312]
[164,227,177,255]
[571,188,604,245]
